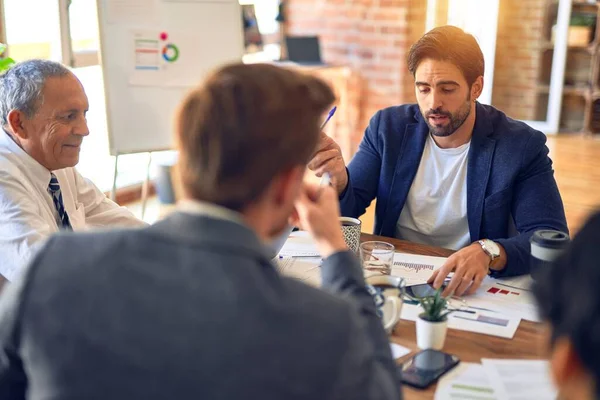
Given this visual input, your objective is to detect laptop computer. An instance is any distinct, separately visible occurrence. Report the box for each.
[284,36,325,66]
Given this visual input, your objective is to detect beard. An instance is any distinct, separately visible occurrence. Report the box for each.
[422,97,472,137]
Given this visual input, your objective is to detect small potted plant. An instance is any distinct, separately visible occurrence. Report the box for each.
[416,289,453,350]
[0,43,15,73]
[569,13,596,46]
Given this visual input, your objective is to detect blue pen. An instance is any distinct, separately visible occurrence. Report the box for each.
[317,107,336,188]
[320,106,337,130]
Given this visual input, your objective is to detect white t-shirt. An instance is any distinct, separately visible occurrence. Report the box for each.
[396,134,471,250]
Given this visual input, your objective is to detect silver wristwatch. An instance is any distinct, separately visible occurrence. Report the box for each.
[478,239,500,265]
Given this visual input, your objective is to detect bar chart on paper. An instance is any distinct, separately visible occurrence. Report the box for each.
[486,286,522,297]
[392,253,446,286]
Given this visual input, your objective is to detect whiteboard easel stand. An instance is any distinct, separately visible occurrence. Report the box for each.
[110,152,153,221]
[141,152,153,220]
[110,153,119,202]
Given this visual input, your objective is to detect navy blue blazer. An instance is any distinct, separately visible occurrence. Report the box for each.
[340,103,568,277]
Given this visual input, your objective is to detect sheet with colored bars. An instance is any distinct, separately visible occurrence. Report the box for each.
[391,252,447,286]
[466,276,540,323]
[435,363,498,400]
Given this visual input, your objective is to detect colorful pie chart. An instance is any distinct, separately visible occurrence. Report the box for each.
[162,44,180,63]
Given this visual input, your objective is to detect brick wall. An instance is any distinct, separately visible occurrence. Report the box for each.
[492,0,547,121]
[286,0,547,150]
[286,0,426,150]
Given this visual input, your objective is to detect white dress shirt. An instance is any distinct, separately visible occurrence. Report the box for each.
[0,132,146,281]
[396,134,471,250]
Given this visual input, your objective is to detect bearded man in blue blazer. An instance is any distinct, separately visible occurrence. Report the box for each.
[309,26,568,296]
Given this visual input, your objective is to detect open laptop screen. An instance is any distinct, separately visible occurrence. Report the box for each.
[285,36,323,64]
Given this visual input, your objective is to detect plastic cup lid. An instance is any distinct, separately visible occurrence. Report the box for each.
[530,230,570,249]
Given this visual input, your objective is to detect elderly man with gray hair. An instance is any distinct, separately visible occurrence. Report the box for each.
[0,60,145,283]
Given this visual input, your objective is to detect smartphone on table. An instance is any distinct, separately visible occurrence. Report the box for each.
[404,282,448,300]
[400,349,460,389]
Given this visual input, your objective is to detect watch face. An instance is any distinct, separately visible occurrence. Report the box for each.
[485,240,500,257]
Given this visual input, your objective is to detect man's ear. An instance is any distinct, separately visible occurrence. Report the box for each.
[6,109,28,139]
[550,336,586,389]
[471,76,484,101]
[271,165,304,207]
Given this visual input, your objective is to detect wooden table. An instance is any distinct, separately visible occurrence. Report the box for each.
[361,233,547,400]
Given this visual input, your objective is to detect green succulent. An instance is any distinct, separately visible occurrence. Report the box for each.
[418,288,454,322]
[570,13,596,27]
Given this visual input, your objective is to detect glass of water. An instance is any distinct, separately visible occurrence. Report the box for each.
[359,241,395,276]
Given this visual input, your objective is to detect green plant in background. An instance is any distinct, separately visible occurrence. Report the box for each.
[418,288,454,322]
[570,13,596,27]
[0,43,15,73]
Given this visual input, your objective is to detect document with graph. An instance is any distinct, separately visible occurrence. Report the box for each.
[391,253,447,286]
[463,276,540,323]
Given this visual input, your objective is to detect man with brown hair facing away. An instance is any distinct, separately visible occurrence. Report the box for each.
[0,63,402,400]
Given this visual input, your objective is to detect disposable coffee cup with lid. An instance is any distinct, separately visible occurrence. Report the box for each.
[530,230,570,280]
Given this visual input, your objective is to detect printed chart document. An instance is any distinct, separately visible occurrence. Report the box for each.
[495,274,534,291]
[392,253,446,286]
[481,359,557,400]
[400,302,520,339]
[464,277,540,322]
[435,363,498,400]
[278,231,320,258]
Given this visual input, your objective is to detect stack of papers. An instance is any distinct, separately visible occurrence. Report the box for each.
[278,231,320,257]
[435,360,556,400]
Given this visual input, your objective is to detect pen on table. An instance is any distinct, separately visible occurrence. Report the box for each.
[320,106,337,130]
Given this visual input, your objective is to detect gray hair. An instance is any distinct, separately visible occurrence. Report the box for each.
[0,59,71,127]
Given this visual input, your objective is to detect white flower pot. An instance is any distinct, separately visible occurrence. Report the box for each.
[416,315,448,350]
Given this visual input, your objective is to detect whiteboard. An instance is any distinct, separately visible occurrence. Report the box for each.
[97,0,244,154]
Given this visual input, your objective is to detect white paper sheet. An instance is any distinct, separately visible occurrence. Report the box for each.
[495,274,534,291]
[391,253,446,286]
[435,363,498,400]
[275,257,321,286]
[105,0,159,25]
[400,302,521,339]
[278,231,320,258]
[481,359,557,400]
[463,277,540,322]
[390,342,411,360]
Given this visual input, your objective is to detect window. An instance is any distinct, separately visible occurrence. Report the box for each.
[240,0,282,63]
[1,0,280,193]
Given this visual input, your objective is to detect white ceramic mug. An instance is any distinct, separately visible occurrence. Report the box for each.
[366,275,406,334]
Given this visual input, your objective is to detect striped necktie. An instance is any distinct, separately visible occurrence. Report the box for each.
[48,173,72,230]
